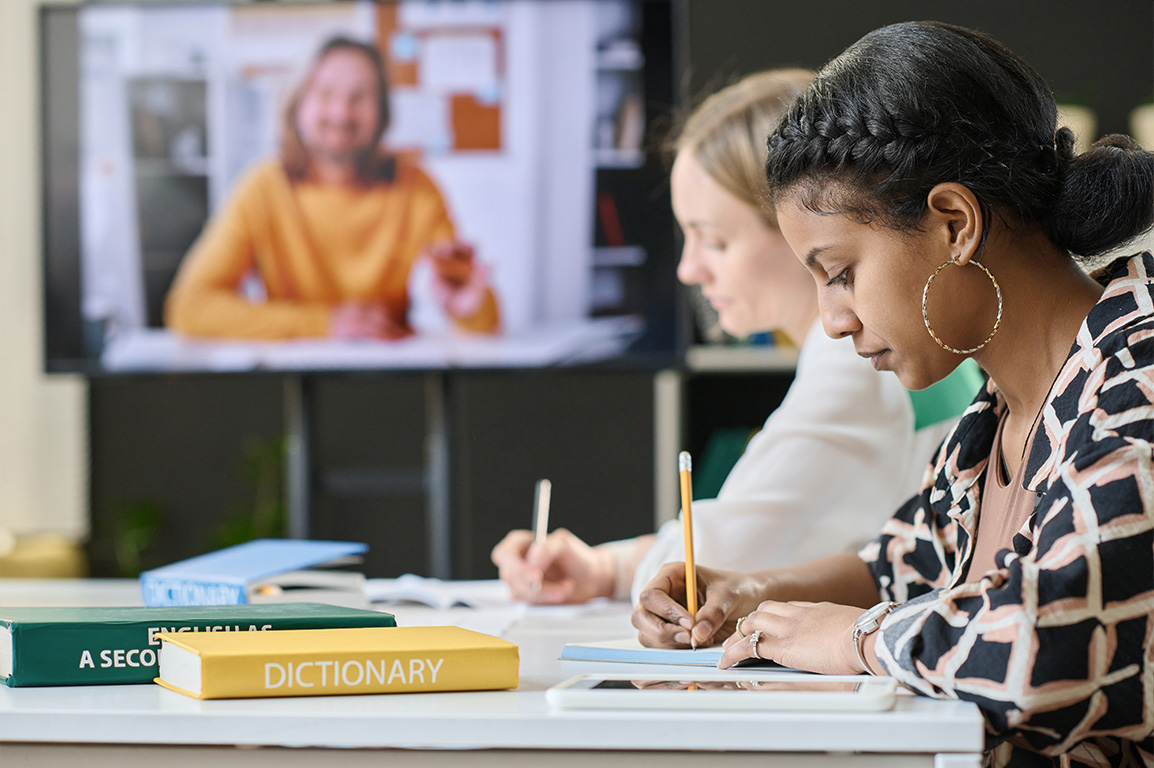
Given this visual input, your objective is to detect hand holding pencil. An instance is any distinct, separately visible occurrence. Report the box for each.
[490,480,617,604]
[629,450,759,650]
[630,559,758,649]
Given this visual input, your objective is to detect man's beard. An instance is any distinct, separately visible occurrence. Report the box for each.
[308,143,374,167]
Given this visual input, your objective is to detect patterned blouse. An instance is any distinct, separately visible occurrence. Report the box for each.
[861,253,1154,768]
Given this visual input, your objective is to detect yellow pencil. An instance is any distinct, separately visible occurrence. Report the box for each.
[678,451,698,648]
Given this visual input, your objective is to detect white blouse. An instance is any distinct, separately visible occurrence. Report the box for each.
[630,321,963,603]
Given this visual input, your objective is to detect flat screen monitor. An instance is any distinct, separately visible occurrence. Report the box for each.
[41,0,681,374]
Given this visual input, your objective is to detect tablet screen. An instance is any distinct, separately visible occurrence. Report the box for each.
[546,673,897,711]
[592,679,863,692]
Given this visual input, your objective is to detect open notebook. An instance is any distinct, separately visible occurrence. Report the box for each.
[364,575,512,611]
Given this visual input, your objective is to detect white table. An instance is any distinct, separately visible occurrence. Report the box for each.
[0,579,984,767]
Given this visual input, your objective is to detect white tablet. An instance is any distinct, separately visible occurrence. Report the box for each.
[545,672,897,711]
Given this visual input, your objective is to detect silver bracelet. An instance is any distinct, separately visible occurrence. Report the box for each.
[851,601,896,676]
[853,631,876,676]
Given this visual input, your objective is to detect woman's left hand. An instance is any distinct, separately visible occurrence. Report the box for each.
[717,601,870,675]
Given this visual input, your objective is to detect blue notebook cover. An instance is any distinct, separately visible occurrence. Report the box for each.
[560,636,782,668]
[140,539,368,607]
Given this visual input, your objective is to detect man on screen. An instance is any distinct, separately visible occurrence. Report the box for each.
[165,36,500,341]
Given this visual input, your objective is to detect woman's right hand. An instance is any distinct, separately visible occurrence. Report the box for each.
[490,528,616,605]
[631,562,768,649]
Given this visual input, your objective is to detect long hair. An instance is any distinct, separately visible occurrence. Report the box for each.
[280,36,396,185]
[672,69,813,227]
[765,21,1154,259]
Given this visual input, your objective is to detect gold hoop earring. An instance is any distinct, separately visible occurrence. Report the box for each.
[921,256,1002,355]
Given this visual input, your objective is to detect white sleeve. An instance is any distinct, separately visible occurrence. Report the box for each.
[632,327,939,604]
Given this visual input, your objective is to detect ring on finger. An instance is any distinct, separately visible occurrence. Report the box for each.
[749,629,763,660]
[735,616,747,637]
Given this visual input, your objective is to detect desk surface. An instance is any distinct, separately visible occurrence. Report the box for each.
[0,579,984,759]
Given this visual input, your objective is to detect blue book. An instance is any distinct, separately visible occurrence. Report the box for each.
[140,539,369,607]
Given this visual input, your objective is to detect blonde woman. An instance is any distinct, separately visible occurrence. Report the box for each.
[491,70,980,604]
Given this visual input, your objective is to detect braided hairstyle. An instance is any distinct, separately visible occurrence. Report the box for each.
[765,21,1154,259]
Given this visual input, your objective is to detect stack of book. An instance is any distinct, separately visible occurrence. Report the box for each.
[138,538,370,607]
[1,539,520,698]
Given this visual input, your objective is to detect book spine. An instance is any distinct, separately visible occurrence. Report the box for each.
[140,576,247,607]
[4,614,396,687]
[196,646,519,699]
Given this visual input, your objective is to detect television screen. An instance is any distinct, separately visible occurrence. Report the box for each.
[41,0,680,373]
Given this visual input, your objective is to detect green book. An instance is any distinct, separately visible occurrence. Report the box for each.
[0,603,396,687]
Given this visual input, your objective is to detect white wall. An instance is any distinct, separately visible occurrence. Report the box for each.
[0,0,88,539]
[420,1,597,332]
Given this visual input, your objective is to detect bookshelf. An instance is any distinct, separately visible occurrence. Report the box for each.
[589,1,653,317]
[127,76,211,329]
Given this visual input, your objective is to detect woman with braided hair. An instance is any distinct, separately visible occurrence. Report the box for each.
[633,21,1154,767]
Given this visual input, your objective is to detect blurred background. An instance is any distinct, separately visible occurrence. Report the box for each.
[1,0,1150,579]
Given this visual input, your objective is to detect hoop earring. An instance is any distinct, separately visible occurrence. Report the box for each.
[921,256,1002,355]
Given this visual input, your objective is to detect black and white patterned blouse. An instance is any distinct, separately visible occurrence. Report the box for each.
[860,252,1154,768]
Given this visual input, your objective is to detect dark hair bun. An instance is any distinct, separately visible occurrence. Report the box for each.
[1046,134,1154,257]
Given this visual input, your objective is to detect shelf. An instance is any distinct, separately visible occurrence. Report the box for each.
[133,157,210,176]
[591,245,646,267]
[593,148,646,168]
[596,42,644,70]
[685,344,799,373]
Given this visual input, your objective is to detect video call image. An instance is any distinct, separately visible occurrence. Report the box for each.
[45,0,675,372]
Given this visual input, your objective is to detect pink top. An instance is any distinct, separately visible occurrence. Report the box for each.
[967,411,1036,583]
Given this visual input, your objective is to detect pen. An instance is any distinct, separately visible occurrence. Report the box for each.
[530,478,552,593]
[678,451,698,649]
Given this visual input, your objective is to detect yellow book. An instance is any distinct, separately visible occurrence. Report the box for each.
[154,626,518,699]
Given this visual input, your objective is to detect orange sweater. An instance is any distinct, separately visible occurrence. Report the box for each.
[165,159,499,339]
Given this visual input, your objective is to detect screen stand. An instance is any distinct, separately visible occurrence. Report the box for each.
[284,375,311,540]
[282,372,454,579]
[424,372,452,580]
